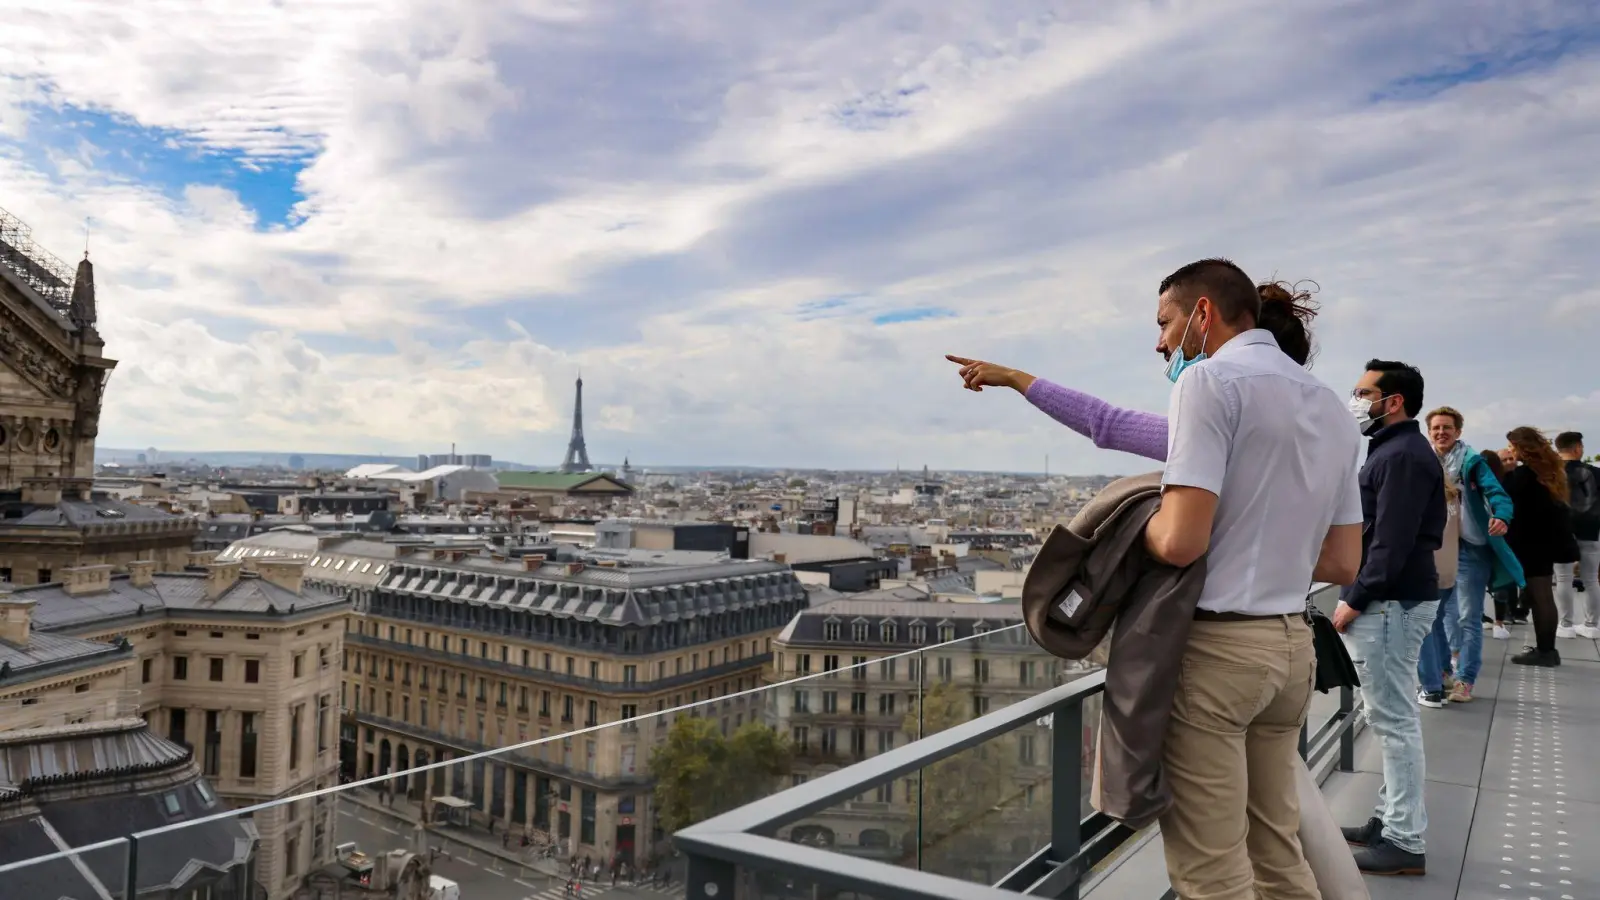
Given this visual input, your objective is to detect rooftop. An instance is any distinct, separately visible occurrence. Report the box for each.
[20,570,349,634]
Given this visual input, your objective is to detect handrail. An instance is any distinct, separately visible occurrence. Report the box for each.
[674,585,1362,900]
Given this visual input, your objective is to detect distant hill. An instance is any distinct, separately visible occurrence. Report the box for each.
[93,449,540,471]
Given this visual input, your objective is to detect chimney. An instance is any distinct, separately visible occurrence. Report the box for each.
[126,560,156,587]
[258,558,306,595]
[0,594,35,645]
[564,562,585,576]
[521,554,547,572]
[187,550,219,568]
[62,564,114,597]
[772,553,786,565]
[205,560,243,600]
[21,478,62,506]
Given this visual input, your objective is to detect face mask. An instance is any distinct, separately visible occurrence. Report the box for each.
[1349,394,1390,436]
[1165,304,1209,384]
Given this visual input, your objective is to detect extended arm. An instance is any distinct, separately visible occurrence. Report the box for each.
[1472,457,1515,526]
[1025,379,1170,461]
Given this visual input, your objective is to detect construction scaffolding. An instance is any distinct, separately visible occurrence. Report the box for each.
[0,204,76,317]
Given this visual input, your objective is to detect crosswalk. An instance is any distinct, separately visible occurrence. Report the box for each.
[521,880,686,900]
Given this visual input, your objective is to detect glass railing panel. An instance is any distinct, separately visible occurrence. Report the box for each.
[9,622,1024,898]
[0,837,129,900]
[759,626,1104,886]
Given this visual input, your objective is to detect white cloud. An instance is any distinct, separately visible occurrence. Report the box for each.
[1,0,1598,471]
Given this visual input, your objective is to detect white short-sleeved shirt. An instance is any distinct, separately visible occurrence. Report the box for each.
[1162,329,1363,614]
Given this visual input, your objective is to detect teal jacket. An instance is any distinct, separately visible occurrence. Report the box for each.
[1459,446,1525,590]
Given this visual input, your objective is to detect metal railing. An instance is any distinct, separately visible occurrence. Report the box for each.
[675,585,1362,900]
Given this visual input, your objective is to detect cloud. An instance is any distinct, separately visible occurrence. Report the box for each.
[1,0,1597,471]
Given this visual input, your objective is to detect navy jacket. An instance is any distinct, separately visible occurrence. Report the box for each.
[1341,419,1447,612]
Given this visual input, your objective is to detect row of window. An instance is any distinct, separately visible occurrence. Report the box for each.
[785,654,1053,685]
[168,696,333,780]
[350,619,773,680]
[142,643,330,685]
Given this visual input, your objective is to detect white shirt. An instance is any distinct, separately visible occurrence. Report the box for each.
[1162,329,1364,614]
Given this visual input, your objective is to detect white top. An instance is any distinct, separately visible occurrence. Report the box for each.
[1162,329,1364,614]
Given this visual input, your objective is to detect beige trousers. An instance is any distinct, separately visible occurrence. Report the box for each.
[1159,616,1321,900]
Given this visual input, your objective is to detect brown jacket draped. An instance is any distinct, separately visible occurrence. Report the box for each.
[1022,472,1208,828]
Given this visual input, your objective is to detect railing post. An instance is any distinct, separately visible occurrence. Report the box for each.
[122,835,138,900]
[1338,684,1356,772]
[684,851,737,900]
[1050,701,1084,900]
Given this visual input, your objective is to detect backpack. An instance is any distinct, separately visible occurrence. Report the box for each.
[1571,463,1600,529]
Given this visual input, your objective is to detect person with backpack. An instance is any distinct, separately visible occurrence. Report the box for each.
[1554,431,1600,638]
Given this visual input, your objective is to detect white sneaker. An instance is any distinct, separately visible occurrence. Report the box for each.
[1576,624,1600,639]
[1557,625,1578,639]
[1493,625,1512,640]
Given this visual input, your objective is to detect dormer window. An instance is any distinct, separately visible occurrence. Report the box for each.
[909,621,926,644]
[880,620,897,643]
[851,619,869,642]
[823,618,841,641]
[937,621,955,643]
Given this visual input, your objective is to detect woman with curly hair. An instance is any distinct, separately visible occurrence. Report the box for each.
[1502,427,1582,666]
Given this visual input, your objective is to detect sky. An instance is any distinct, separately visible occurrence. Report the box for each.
[2,0,1598,474]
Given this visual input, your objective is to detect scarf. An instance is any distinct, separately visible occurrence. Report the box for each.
[1439,440,1469,487]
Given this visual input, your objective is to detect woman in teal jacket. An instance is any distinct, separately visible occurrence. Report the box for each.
[1453,444,1524,696]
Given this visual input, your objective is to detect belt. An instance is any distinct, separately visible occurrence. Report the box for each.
[1194,609,1313,623]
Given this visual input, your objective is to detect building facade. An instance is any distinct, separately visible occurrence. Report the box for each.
[2,557,351,900]
[338,546,808,861]
[0,209,200,583]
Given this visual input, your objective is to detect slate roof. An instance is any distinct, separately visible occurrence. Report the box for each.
[0,629,130,687]
[22,571,348,635]
[0,719,252,898]
[0,494,192,530]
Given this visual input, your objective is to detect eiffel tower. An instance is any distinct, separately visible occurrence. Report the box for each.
[560,375,593,473]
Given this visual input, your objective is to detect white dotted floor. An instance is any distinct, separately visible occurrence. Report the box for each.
[1462,654,1598,900]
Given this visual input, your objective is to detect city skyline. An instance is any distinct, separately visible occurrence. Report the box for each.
[1,2,1596,472]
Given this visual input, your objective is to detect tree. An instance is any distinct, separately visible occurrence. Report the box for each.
[649,715,794,835]
[902,681,1045,878]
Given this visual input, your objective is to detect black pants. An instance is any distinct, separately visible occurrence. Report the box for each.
[1525,575,1558,652]
[1493,585,1519,623]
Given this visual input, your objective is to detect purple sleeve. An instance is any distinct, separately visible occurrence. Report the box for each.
[1024,378,1170,461]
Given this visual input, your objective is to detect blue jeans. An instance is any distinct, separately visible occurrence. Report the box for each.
[1417,587,1458,692]
[1342,599,1437,855]
[1456,541,1495,685]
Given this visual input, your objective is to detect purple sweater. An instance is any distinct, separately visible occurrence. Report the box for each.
[1024,378,1169,461]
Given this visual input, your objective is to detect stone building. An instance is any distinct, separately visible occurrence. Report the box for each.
[0,208,199,582]
[0,557,350,899]
[339,544,808,861]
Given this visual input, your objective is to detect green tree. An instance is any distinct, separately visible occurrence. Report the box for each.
[649,715,794,834]
[902,681,1041,877]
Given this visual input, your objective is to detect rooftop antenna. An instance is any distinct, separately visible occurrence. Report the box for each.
[83,216,92,257]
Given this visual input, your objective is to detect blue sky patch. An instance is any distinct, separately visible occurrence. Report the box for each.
[15,101,311,229]
[1370,25,1600,102]
[872,306,954,325]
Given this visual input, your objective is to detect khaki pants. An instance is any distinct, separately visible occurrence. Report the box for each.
[1159,616,1320,900]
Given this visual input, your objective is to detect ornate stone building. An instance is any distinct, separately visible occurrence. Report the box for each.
[1,558,350,899]
[0,206,199,582]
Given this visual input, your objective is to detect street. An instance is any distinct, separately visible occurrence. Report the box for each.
[334,797,686,900]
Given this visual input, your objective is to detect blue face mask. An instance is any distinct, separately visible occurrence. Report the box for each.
[1164,304,1209,384]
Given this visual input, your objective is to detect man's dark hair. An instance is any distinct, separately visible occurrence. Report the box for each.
[1157,257,1260,326]
[1365,359,1425,419]
[1555,431,1585,451]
